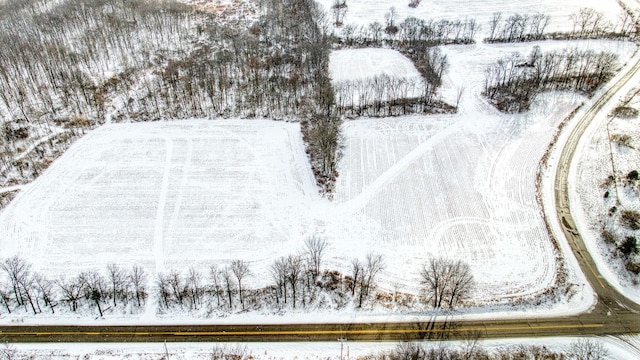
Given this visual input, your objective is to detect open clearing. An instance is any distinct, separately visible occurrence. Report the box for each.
[329,48,426,106]
[329,49,422,83]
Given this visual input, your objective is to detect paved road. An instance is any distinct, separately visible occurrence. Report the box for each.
[0,313,637,342]
[2,53,640,345]
[554,52,640,318]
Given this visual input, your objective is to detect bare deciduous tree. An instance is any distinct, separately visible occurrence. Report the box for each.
[221,266,234,309]
[230,260,250,310]
[285,255,303,308]
[79,271,107,317]
[33,273,56,314]
[187,267,203,310]
[357,253,385,307]
[1,256,38,314]
[57,276,82,312]
[304,236,328,280]
[129,265,147,307]
[420,258,474,309]
[209,264,222,308]
[106,264,125,308]
[349,258,362,296]
[270,257,287,306]
[570,339,609,360]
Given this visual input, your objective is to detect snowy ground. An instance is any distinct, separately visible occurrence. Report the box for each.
[0,40,635,324]
[332,40,636,307]
[0,120,321,279]
[3,336,640,359]
[329,49,422,84]
[316,0,626,38]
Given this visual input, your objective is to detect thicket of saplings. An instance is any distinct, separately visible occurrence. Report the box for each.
[0,0,342,194]
[0,240,474,318]
[484,46,618,113]
[486,8,637,43]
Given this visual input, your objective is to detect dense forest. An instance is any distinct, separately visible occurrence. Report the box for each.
[0,0,341,193]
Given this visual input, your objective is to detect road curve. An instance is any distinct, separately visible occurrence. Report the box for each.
[553,52,640,317]
[3,52,640,345]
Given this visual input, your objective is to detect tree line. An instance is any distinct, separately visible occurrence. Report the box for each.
[335,12,478,47]
[154,238,390,313]
[0,256,147,317]
[484,46,618,112]
[486,8,637,43]
[0,251,475,318]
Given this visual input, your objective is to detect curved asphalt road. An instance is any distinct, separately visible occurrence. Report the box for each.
[2,52,640,345]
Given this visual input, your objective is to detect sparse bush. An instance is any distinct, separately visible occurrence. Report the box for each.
[625,259,640,274]
[600,175,615,188]
[618,236,638,257]
[569,339,609,360]
[601,228,616,244]
[210,345,251,360]
[387,343,427,359]
[611,133,633,148]
[68,115,92,129]
[620,210,640,230]
[612,105,639,118]
[2,121,29,141]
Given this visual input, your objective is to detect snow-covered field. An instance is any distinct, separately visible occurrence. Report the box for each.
[0,39,635,323]
[332,40,636,305]
[330,49,422,84]
[0,120,320,278]
[317,0,626,37]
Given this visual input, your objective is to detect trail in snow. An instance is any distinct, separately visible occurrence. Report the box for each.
[0,130,69,179]
[0,185,24,194]
[336,121,462,215]
[153,136,173,271]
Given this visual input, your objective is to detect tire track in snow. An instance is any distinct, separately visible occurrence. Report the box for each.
[287,125,318,198]
[153,136,173,272]
[165,137,192,251]
[425,216,538,247]
[336,121,463,215]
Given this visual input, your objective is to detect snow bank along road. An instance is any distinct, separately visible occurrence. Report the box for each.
[1,55,640,342]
